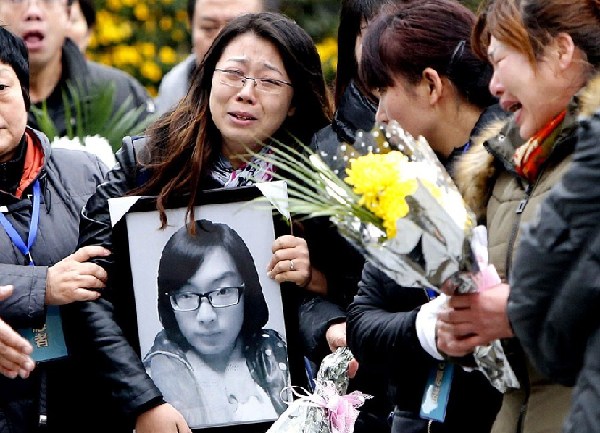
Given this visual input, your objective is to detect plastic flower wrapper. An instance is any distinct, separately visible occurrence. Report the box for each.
[457,225,520,391]
[266,347,370,433]
[251,121,519,392]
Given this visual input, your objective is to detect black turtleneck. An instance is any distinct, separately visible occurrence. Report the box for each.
[0,135,27,196]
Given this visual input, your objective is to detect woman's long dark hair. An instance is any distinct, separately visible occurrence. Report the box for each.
[157,220,268,351]
[136,13,331,230]
[334,0,396,106]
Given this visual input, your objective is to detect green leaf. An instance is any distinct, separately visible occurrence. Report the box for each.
[30,80,155,152]
[249,140,384,231]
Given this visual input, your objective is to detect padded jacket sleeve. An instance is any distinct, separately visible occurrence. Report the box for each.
[298,215,364,363]
[0,264,48,328]
[63,136,163,420]
[299,294,346,362]
[347,262,432,370]
[510,111,600,385]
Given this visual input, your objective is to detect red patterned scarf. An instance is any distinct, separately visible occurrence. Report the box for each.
[513,110,566,183]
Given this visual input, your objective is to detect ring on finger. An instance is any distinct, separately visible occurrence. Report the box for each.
[289,259,295,271]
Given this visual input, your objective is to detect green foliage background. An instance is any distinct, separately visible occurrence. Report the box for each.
[88,0,484,96]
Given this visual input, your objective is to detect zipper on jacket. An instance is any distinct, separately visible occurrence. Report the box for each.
[505,183,532,277]
[506,176,541,433]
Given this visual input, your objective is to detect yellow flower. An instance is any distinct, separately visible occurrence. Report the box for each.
[316,37,337,63]
[171,29,186,42]
[345,151,418,238]
[159,17,173,31]
[159,46,177,64]
[134,4,150,21]
[175,10,188,22]
[141,61,163,82]
[113,45,141,66]
[139,43,156,58]
[106,0,121,11]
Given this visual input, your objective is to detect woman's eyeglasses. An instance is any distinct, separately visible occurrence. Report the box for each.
[169,285,245,311]
[215,68,293,94]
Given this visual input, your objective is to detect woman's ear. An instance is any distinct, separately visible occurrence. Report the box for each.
[421,67,444,106]
[287,105,296,117]
[554,32,576,70]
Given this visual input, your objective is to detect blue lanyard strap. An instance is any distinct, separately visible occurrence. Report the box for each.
[0,179,41,266]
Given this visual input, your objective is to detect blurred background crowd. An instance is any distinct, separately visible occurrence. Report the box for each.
[88,0,482,94]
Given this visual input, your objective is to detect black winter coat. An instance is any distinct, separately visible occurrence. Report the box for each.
[27,39,153,137]
[510,76,600,433]
[0,128,108,433]
[301,81,393,432]
[348,264,502,433]
[302,80,376,355]
[347,106,506,433]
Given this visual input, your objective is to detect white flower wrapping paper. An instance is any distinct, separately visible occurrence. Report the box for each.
[51,135,117,169]
[266,348,370,433]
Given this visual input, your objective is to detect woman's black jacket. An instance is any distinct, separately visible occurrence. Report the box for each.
[347,105,506,433]
[347,263,502,433]
[67,136,308,433]
[301,81,393,432]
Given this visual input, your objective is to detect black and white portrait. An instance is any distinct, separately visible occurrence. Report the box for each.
[123,193,289,429]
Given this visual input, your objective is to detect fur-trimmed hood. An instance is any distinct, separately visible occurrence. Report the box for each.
[455,73,600,220]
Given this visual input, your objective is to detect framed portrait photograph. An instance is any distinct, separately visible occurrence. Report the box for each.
[120,186,291,430]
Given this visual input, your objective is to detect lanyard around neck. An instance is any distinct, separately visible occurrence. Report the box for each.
[0,179,41,266]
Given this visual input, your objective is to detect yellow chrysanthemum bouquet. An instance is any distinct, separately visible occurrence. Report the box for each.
[259,121,476,290]
[255,121,519,393]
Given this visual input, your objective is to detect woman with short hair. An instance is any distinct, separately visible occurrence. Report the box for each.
[436,0,600,431]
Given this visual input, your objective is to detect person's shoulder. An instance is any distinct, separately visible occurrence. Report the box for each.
[578,73,600,119]
[161,55,195,86]
[310,123,336,152]
[48,144,106,173]
[46,147,107,189]
[255,328,286,350]
[155,55,195,115]
[29,127,99,169]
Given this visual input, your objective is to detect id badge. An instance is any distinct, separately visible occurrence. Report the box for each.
[18,306,68,362]
[420,361,454,422]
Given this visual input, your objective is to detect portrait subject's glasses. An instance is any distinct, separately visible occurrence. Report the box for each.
[169,285,245,311]
[215,68,293,94]
[1,0,64,7]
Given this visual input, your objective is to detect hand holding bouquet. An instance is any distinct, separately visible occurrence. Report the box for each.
[255,121,519,392]
[266,347,370,433]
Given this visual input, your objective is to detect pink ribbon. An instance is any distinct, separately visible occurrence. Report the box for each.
[289,382,371,433]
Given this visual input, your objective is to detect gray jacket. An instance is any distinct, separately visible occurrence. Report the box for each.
[154,54,196,116]
[0,127,109,433]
